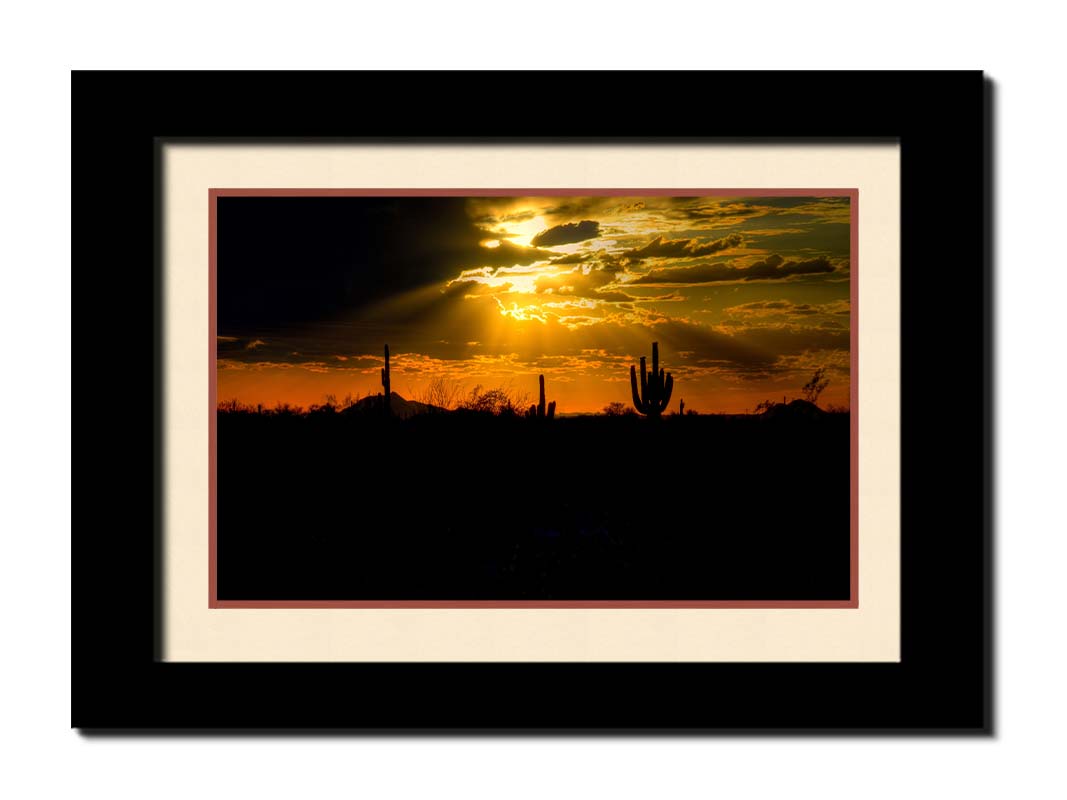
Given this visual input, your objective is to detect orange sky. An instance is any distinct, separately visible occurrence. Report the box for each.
[217,349,850,414]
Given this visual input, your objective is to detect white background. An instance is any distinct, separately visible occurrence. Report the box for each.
[3,2,1066,798]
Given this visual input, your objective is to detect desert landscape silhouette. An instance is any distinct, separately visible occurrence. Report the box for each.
[217,341,849,601]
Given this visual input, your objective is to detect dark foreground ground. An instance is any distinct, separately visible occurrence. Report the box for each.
[216,410,851,601]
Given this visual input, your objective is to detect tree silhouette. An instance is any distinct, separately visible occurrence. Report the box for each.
[801,367,830,406]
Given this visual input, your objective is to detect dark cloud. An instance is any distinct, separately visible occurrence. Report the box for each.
[475,239,556,270]
[741,254,834,281]
[531,220,601,247]
[623,233,743,263]
[218,336,257,356]
[629,254,835,285]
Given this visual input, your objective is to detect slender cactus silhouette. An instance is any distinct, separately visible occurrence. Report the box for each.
[630,342,674,418]
[526,374,556,419]
[679,398,685,415]
[381,344,392,417]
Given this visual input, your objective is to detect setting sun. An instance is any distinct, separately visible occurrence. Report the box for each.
[501,213,547,246]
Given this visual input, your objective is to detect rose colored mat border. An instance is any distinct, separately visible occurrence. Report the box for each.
[208,188,859,609]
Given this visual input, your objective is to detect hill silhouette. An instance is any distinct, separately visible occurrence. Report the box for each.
[341,392,445,420]
[760,398,827,421]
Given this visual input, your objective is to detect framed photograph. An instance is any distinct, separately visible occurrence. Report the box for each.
[74,70,990,731]
[206,186,858,618]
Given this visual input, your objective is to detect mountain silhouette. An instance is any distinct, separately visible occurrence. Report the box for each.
[342,391,445,420]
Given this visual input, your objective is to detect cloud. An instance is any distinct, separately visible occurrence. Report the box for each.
[668,201,766,225]
[217,298,849,393]
[472,238,557,269]
[587,290,633,302]
[723,299,850,319]
[623,233,743,263]
[725,300,818,317]
[741,254,834,281]
[534,266,622,300]
[742,326,849,359]
[550,252,592,265]
[728,300,797,312]
[442,280,515,297]
[218,336,270,357]
[643,319,849,377]
[629,254,836,285]
[531,220,601,247]
[628,262,738,285]
[540,198,646,222]
[470,208,538,225]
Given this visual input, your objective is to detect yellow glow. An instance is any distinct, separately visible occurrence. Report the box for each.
[492,273,539,294]
[480,239,501,248]
[504,214,547,246]
[495,297,548,323]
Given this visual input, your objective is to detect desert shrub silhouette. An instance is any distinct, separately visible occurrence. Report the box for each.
[456,384,529,416]
[416,376,461,411]
[601,401,634,417]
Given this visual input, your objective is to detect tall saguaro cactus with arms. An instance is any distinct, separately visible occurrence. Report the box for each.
[526,374,556,420]
[381,344,391,417]
[630,342,674,418]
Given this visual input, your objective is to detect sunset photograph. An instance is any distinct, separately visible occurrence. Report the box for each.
[213,191,855,603]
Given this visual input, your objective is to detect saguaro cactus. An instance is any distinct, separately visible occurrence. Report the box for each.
[679,398,685,415]
[526,374,556,419]
[630,342,674,418]
[381,344,391,416]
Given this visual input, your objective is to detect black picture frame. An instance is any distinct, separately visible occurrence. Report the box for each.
[74,70,991,732]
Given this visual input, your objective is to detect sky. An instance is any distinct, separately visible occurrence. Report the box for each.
[216,194,852,414]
